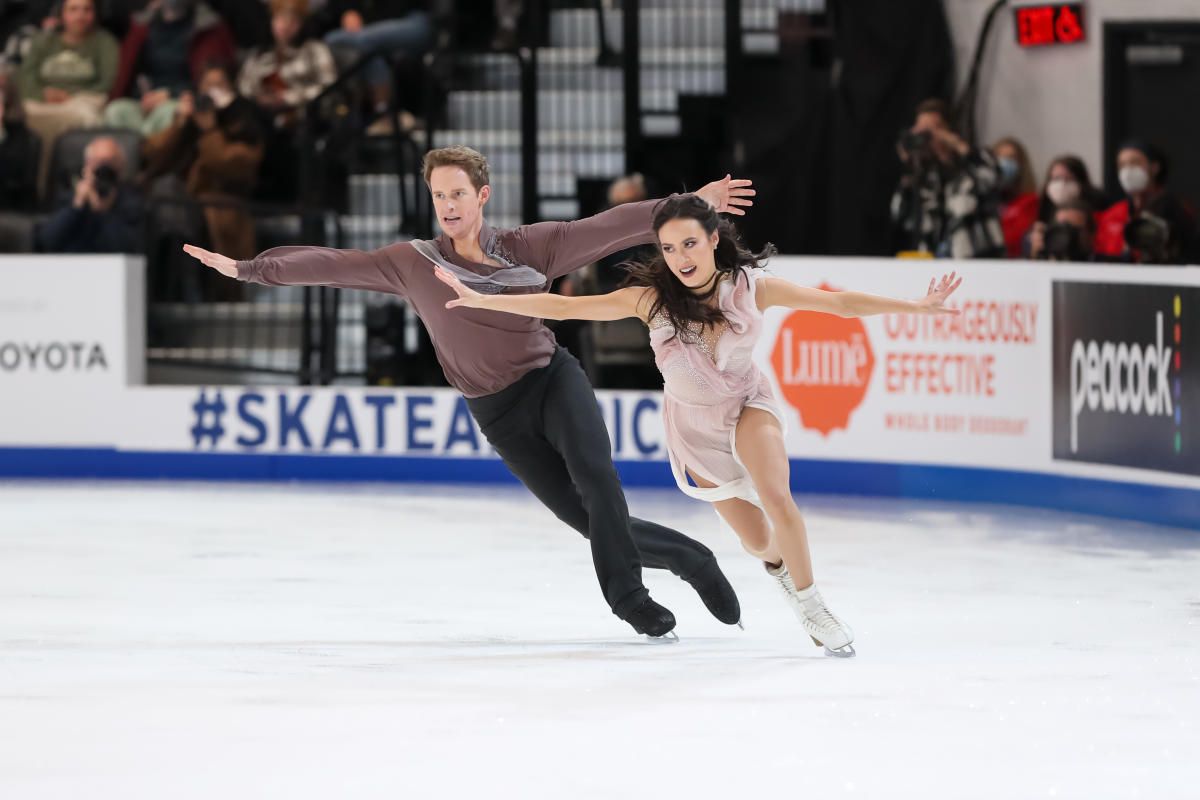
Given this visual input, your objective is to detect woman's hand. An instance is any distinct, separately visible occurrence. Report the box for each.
[695,174,755,216]
[434,266,485,309]
[916,272,963,315]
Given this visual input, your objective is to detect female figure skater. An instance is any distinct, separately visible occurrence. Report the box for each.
[435,194,963,656]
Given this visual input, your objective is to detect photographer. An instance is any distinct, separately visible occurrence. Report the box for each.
[891,98,1005,259]
[1096,140,1198,264]
[1030,199,1111,263]
[34,134,143,252]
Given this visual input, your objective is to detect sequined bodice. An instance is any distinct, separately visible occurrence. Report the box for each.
[647,271,766,406]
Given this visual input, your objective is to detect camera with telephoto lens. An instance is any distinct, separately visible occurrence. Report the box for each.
[1124,212,1171,262]
[194,91,216,115]
[898,129,933,162]
[1041,222,1088,262]
[91,164,119,201]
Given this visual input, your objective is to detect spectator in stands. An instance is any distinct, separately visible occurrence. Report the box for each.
[15,0,118,194]
[491,0,522,50]
[239,0,336,130]
[1034,154,1107,225]
[990,136,1037,258]
[240,0,335,200]
[1096,140,1198,264]
[142,63,263,262]
[592,172,650,291]
[0,68,39,208]
[104,0,236,136]
[1,1,60,71]
[1029,199,1103,262]
[315,1,431,134]
[891,98,1004,258]
[34,133,143,252]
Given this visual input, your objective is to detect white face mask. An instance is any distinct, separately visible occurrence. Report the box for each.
[1046,178,1080,206]
[207,86,234,110]
[1119,165,1150,195]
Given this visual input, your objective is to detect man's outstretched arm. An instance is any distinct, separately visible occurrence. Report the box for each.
[183,243,408,296]
[519,175,755,281]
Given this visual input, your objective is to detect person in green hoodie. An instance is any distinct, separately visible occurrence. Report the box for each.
[17,0,119,197]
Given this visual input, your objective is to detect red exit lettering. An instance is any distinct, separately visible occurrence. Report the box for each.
[1015,4,1086,47]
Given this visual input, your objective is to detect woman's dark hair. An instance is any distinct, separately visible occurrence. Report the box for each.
[621,193,775,334]
[1037,154,1109,222]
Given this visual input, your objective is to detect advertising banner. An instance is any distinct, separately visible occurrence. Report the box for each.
[760,258,1048,471]
[1052,281,1197,476]
[2,256,145,444]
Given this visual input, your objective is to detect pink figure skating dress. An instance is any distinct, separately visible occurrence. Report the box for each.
[648,269,786,504]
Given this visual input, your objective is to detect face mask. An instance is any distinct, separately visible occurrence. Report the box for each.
[997,157,1019,186]
[1119,165,1150,195]
[1046,178,1080,206]
[207,86,234,110]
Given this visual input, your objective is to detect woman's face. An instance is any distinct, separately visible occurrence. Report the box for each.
[993,142,1018,164]
[1048,162,1076,184]
[61,0,95,37]
[657,217,719,291]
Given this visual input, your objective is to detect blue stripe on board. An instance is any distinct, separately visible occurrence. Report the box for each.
[0,447,1195,530]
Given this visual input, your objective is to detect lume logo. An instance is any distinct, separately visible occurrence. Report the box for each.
[770,283,875,436]
[1069,311,1175,452]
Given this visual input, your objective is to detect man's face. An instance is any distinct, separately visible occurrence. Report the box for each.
[428,166,489,238]
[912,111,955,164]
[272,11,302,46]
[84,139,123,178]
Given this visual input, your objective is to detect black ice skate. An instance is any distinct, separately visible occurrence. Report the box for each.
[620,597,678,641]
[686,559,742,627]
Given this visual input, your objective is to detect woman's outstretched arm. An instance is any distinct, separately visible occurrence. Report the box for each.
[756,272,963,317]
[435,266,653,322]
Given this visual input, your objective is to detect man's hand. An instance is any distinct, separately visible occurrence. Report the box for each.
[695,174,755,216]
[72,176,93,209]
[183,244,239,278]
[931,127,970,158]
[342,9,364,31]
[73,175,117,212]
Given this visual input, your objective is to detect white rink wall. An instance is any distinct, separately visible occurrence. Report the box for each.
[1,255,1197,528]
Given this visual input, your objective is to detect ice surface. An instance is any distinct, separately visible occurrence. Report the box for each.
[1,482,1197,799]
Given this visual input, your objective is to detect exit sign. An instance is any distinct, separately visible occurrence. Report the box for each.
[1014,4,1086,47]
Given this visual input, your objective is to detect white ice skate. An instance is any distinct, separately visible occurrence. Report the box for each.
[766,562,856,657]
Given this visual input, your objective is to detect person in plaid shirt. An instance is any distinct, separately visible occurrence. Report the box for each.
[891,99,1005,259]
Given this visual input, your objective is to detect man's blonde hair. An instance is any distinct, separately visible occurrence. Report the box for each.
[422,146,490,191]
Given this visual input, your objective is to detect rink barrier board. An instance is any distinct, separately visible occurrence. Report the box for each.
[1,447,1195,531]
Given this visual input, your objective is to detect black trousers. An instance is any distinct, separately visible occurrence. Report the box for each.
[467,348,714,617]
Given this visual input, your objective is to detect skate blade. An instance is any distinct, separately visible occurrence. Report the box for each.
[736,620,744,631]
[644,631,679,644]
[811,635,856,658]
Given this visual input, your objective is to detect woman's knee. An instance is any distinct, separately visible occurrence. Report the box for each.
[759,486,801,523]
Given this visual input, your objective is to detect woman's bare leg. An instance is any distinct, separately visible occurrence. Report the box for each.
[685,467,782,564]
[731,408,815,589]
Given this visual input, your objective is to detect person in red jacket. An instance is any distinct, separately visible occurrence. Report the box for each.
[103,0,235,136]
[990,136,1038,258]
[1095,140,1199,264]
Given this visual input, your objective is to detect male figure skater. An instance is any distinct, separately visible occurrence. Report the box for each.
[184,146,755,638]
